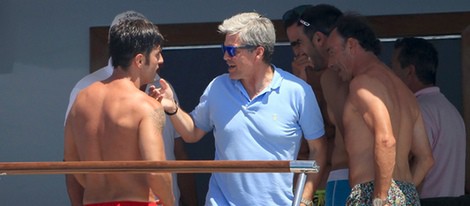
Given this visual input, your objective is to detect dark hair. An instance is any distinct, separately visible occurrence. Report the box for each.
[333,14,381,55]
[394,37,438,85]
[282,4,314,30]
[109,18,164,70]
[298,4,343,39]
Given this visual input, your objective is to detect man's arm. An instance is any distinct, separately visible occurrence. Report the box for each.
[64,117,84,206]
[150,79,207,143]
[409,113,434,187]
[65,175,84,206]
[301,136,327,205]
[139,104,174,206]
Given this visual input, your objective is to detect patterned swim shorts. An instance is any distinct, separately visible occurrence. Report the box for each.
[346,180,420,205]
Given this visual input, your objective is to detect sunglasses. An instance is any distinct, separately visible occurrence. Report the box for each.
[282,5,312,23]
[221,44,256,57]
[299,19,311,27]
[298,19,330,35]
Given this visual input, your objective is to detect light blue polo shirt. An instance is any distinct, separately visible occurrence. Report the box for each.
[190,65,325,206]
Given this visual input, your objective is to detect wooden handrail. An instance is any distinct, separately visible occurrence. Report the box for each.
[0,160,318,175]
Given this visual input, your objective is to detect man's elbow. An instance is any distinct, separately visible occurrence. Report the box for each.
[180,128,205,143]
[377,135,396,149]
[181,135,200,143]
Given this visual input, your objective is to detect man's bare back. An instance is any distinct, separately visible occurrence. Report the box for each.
[65,78,169,204]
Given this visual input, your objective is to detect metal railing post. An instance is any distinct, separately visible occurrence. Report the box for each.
[292,172,308,206]
[290,161,319,206]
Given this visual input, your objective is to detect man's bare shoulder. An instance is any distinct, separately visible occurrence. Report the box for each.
[117,86,163,114]
[350,62,389,85]
[349,74,377,92]
[347,72,390,110]
[71,81,106,112]
[136,93,164,114]
[77,80,163,118]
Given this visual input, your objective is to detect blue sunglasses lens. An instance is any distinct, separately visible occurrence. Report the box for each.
[222,45,237,57]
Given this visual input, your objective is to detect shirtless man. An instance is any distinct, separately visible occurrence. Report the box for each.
[326,15,434,205]
[282,5,315,164]
[65,11,197,206]
[283,4,350,205]
[320,67,350,205]
[64,19,174,206]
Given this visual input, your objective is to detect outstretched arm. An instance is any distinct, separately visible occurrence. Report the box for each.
[149,79,207,143]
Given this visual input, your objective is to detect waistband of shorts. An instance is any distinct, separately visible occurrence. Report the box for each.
[352,179,415,188]
[85,201,158,206]
[393,180,415,187]
[327,168,349,182]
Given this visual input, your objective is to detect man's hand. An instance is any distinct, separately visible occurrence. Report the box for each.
[148,78,176,112]
[292,54,314,81]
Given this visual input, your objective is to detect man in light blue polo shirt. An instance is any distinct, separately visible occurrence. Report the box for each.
[154,12,327,206]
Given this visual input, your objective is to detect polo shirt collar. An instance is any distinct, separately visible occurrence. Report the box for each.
[232,64,283,100]
[415,86,440,97]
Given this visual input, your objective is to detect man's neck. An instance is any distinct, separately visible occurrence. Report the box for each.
[110,66,141,89]
[241,64,274,100]
[352,53,381,76]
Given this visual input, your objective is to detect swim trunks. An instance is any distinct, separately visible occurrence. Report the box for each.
[85,201,159,206]
[346,180,420,206]
[326,169,351,206]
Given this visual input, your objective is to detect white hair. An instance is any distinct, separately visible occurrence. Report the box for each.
[218,12,275,63]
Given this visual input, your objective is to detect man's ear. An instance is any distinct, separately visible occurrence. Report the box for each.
[313,31,327,46]
[345,37,358,53]
[134,53,145,67]
[406,64,416,77]
[254,46,265,60]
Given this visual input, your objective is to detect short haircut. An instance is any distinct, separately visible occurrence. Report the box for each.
[111,10,146,29]
[394,37,438,85]
[109,19,164,69]
[218,12,275,63]
[333,14,381,55]
[282,5,314,30]
[108,11,146,40]
[299,4,343,39]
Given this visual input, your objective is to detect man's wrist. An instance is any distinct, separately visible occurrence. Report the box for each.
[165,100,178,116]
